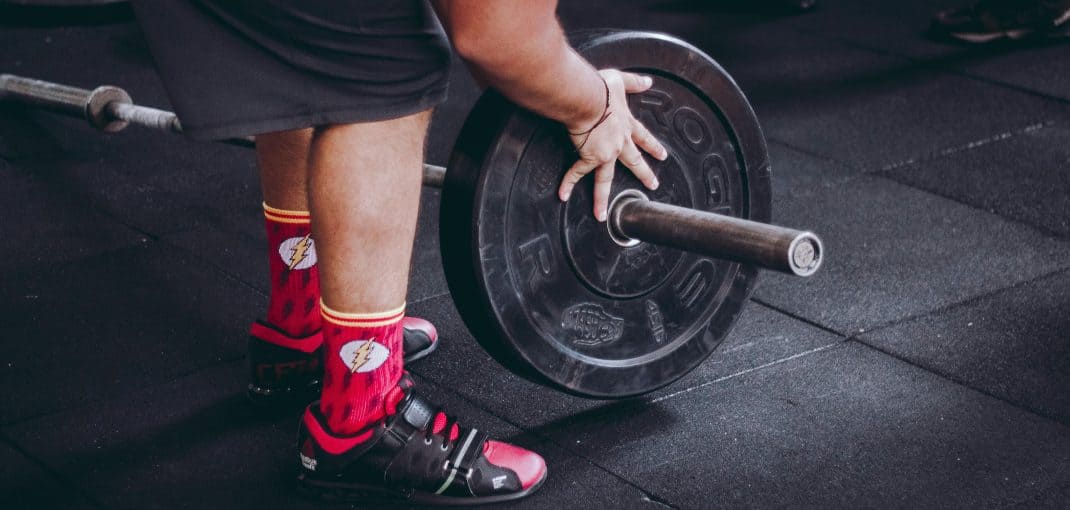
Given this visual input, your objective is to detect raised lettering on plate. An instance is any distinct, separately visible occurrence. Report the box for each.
[675,260,715,309]
[517,234,554,291]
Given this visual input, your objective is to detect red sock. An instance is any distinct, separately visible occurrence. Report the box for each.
[320,301,406,435]
[263,203,321,338]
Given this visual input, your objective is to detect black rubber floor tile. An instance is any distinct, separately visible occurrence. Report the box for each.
[547,342,1070,509]
[954,41,1070,102]
[768,142,858,221]
[3,361,649,510]
[769,0,1070,101]
[24,138,262,236]
[668,19,1070,171]
[406,293,842,431]
[881,122,1070,237]
[859,269,1070,425]
[1011,479,1070,510]
[0,105,68,161]
[0,439,100,510]
[755,174,1070,334]
[161,224,269,296]
[0,242,261,424]
[765,0,972,60]
[769,69,1069,170]
[1,159,146,275]
[693,25,910,129]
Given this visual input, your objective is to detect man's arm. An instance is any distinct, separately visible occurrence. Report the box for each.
[432,0,667,221]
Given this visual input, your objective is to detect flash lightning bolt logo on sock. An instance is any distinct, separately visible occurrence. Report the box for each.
[349,340,375,373]
[278,234,317,270]
[288,234,313,270]
[339,339,390,373]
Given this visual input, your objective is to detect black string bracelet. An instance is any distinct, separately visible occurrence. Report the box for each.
[569,75,613,152]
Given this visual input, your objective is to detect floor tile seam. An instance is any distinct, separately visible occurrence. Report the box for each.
[0,356,246,429]
[153,236,269,299]
[869,120,1054,173]
[0,430,112,510]
[514,346,847,508]
[846,264,1070,339]
[786,117,1070,242]
[438,341,846,441]
[846,338,1070,433]
[749,298,851,338]
[2,156,169,240]
[766,137,864,170]
[646,342,845,405]
[790,25,1070,107]
[869,170,1070,239]
[771,116,1056,182]
[402,372,681,508]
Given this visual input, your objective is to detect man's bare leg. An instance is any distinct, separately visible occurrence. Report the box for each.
[307,111,428,313]
[257,128,313,212]
[251,129,322,341]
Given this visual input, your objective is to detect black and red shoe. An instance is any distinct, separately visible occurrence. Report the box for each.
[297,383,547,505]
[248,317,439,404]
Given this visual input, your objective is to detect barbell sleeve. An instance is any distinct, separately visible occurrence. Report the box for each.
[105,100,182,134]
[611,193,823,276]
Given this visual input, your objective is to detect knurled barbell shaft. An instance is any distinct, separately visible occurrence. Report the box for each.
[612,196,823,276]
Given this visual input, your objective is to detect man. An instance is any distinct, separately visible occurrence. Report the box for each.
[930,0,1070,43]
[132,0,666,505]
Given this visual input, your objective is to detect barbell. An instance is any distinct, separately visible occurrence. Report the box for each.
[1,30,824,398]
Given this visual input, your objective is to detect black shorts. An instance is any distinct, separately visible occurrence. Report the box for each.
[132,0,451,140]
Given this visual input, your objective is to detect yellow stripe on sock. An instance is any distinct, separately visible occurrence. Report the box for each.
[262,202,311,223]
[264,211,312,224]
[321,300,406,327]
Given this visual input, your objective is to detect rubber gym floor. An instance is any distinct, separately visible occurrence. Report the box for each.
[1,1,1068,509]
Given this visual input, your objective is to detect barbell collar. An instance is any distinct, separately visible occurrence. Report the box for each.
[611,192,823,277]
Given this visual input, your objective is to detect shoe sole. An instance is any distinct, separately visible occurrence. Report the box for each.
[298,468,547,506]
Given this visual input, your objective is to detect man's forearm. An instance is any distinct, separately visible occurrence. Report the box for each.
[432,0,606,132]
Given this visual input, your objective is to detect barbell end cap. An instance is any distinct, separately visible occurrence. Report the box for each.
[787,232,823,277]
[86,85,133,133]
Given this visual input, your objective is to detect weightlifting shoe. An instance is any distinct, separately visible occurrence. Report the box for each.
[247,317,438,405]
[297,379,547,505]
[930,0,1070,43]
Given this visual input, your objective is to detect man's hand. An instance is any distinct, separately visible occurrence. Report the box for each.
[431,1,667,221]
[559,69,668,222]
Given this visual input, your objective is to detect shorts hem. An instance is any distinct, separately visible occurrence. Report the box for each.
[182,87,448,141]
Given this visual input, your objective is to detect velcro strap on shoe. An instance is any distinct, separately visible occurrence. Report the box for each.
[402,396,435,430]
